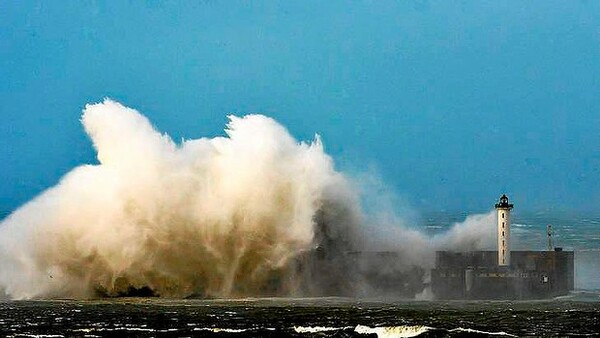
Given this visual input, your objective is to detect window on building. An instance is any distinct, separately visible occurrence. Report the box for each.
[502,213,504,218]
[502,240,505,246]
[502,231,504,236]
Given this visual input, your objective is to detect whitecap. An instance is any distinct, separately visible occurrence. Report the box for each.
[193,327,248,333]
[293,326,350,333]
[354,324,431,338]
[72,327,155,332]
[449,327,517,336]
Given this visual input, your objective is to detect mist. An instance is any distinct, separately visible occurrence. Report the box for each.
[0,100,495,299]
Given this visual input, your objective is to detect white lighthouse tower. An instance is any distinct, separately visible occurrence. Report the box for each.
[495,194,514,266]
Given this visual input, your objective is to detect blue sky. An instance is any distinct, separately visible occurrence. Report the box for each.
[2,1,600,216]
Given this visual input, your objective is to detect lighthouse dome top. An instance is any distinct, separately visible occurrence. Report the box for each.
[495,194,514,209]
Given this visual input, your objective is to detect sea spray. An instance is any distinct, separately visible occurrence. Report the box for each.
[0,99,496,299]
[0,99,361,298]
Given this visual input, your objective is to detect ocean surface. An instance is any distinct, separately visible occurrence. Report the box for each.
[0,297,599,337]
[0,211,598,337]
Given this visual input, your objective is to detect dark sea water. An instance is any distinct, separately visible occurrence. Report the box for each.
[0,297,599,337]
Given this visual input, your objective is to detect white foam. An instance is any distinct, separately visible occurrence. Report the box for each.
[193,327,248,333]
[72,327,155,332]
[354,324,431,338]
[449,327,517,337]
[293,326,351,333]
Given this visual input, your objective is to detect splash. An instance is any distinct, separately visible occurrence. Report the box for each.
[0,99,364,299]
[0,99,494,299]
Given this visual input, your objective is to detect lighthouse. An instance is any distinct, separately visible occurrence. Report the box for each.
[495,194,514,266]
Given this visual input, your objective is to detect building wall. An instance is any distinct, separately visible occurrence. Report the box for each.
[431,250,574,299]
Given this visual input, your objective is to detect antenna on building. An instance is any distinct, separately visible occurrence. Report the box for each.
[547,224,553,251]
